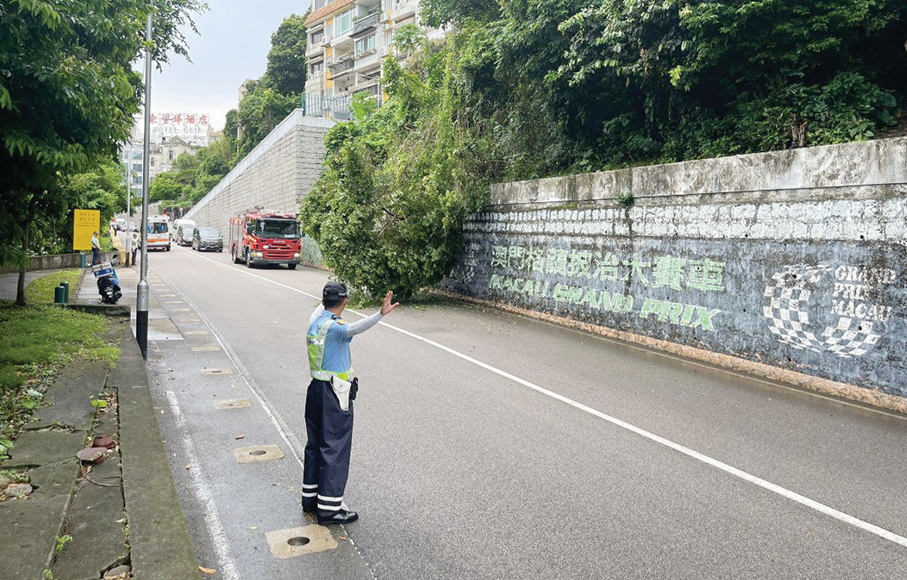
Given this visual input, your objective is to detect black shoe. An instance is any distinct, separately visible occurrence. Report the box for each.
[317,509,358,525]
[301,497,316,513]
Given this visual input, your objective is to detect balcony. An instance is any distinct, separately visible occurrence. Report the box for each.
[330,59,355,78]
[327,51,354,67]
[352,11,380,36]
[354,50,380,71]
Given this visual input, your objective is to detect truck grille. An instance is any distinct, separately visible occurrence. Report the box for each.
[264,240,297,260]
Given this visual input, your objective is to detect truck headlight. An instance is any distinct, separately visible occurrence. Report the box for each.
[293,253,300,258]
[263,244,269,249]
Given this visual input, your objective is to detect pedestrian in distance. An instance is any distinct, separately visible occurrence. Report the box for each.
[303,282,399,524]
[91,231,101,265]
[131,232,139,266]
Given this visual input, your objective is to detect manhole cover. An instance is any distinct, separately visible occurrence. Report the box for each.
[265,525,337,559]
[234,445,284,463]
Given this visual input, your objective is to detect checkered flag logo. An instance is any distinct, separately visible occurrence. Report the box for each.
[763,264,880,359]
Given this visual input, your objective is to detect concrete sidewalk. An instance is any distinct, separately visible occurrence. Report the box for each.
[0,267,199,579]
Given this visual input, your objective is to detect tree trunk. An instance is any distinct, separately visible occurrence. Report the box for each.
[15,196,37,306]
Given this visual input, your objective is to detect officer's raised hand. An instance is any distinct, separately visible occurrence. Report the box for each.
[381,291,399,316]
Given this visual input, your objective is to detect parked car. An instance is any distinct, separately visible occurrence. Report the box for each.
[172,219,196,239]
[175,225,195,246]
[192,227,223,252]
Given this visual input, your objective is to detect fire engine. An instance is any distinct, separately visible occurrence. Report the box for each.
[229,210,302,269]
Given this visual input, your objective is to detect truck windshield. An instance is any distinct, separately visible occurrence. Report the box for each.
[253,219,300,239]
[148,223,168,234]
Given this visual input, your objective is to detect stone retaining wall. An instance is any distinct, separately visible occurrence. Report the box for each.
[183,110,334,237]
[443,138,907,410]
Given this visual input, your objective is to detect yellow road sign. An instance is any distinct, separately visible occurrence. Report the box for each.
[73,209,101,251]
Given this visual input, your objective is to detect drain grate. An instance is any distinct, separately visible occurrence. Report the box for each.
[202,368,232,376]
[265,525,337,559]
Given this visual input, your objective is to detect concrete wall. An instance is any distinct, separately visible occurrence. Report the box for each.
[443,138,907,412]
[0,251,121,274]
[183,110,334,236]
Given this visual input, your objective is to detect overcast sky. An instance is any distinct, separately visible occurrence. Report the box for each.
[148,0,312,131]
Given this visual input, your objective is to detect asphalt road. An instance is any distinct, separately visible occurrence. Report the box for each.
[140,243,907,579]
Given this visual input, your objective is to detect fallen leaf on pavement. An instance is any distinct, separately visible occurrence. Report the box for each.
[338,534,347,541]
[186,464,191,470]
[199,566,216,574]
[249,526,258,530]
[235,435,245,440]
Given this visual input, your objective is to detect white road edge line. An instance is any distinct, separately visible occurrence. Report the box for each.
[176,245,907,550]
[165,391,241,580]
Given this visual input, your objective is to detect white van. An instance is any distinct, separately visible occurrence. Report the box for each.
[147,215,171,251]
[171,219,196,239]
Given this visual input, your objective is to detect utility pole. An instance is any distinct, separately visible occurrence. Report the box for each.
[137,7,153,359]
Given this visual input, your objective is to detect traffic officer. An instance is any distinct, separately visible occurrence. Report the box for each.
[302,281,398,524]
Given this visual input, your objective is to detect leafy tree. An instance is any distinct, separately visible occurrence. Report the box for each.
[391,24,427,58]
[420,0,501,27]
[235,87,297,158]
[149,171,183,202]
[261,14,307,96]
[0,0,205,305]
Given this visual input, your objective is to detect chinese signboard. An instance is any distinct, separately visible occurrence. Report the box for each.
[73,210,100,251]
[149,113,210,144]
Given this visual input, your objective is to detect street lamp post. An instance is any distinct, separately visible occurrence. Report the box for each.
[137,8,153,359]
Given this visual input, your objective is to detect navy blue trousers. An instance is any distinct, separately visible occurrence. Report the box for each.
[303,379,354,516]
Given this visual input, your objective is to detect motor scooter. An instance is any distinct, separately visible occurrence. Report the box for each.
[92,262,122,304]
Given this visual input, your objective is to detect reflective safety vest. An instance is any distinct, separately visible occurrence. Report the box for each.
[307,317,353,381]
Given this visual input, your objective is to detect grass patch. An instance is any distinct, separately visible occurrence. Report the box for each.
[0,302,119,444]
[24,269,83,304]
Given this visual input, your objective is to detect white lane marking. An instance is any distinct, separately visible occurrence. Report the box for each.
[154,267,306,468]
[157,258,378,578]
[165,391,240,580]
[174,246,907,550]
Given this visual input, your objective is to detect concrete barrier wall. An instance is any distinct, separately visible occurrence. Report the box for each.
[183,110,334,237]
[443,138,907,411]
[0,251,120,274]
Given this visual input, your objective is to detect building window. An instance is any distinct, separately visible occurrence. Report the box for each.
[132,163,142,172]
[132,151,142,159]
[150,157,155,167]
[310,30,324,45]
[310,61,323,76]
[334,10,353,36]
[355,35,375,55]
[168,150,174,161]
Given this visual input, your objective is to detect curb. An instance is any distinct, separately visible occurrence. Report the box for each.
[110,325,202,580]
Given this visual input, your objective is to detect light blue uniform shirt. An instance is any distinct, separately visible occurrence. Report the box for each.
[308,309,353,374]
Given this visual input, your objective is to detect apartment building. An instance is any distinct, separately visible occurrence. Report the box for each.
[304,0,431,119]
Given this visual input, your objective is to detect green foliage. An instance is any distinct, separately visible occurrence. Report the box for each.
[391,23,427,58]
[301,48,495,298]
[557,0,906,162]
[149,171,184,202]
[235,87,297,158]
[261,14,308,96]
[24,270,82,304]
[0,302,114,440]
[0,0,206,304]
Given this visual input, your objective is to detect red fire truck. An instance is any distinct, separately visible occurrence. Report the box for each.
[229,211,302,269]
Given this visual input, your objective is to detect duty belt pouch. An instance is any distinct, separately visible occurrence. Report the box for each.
[329,375,353,411]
